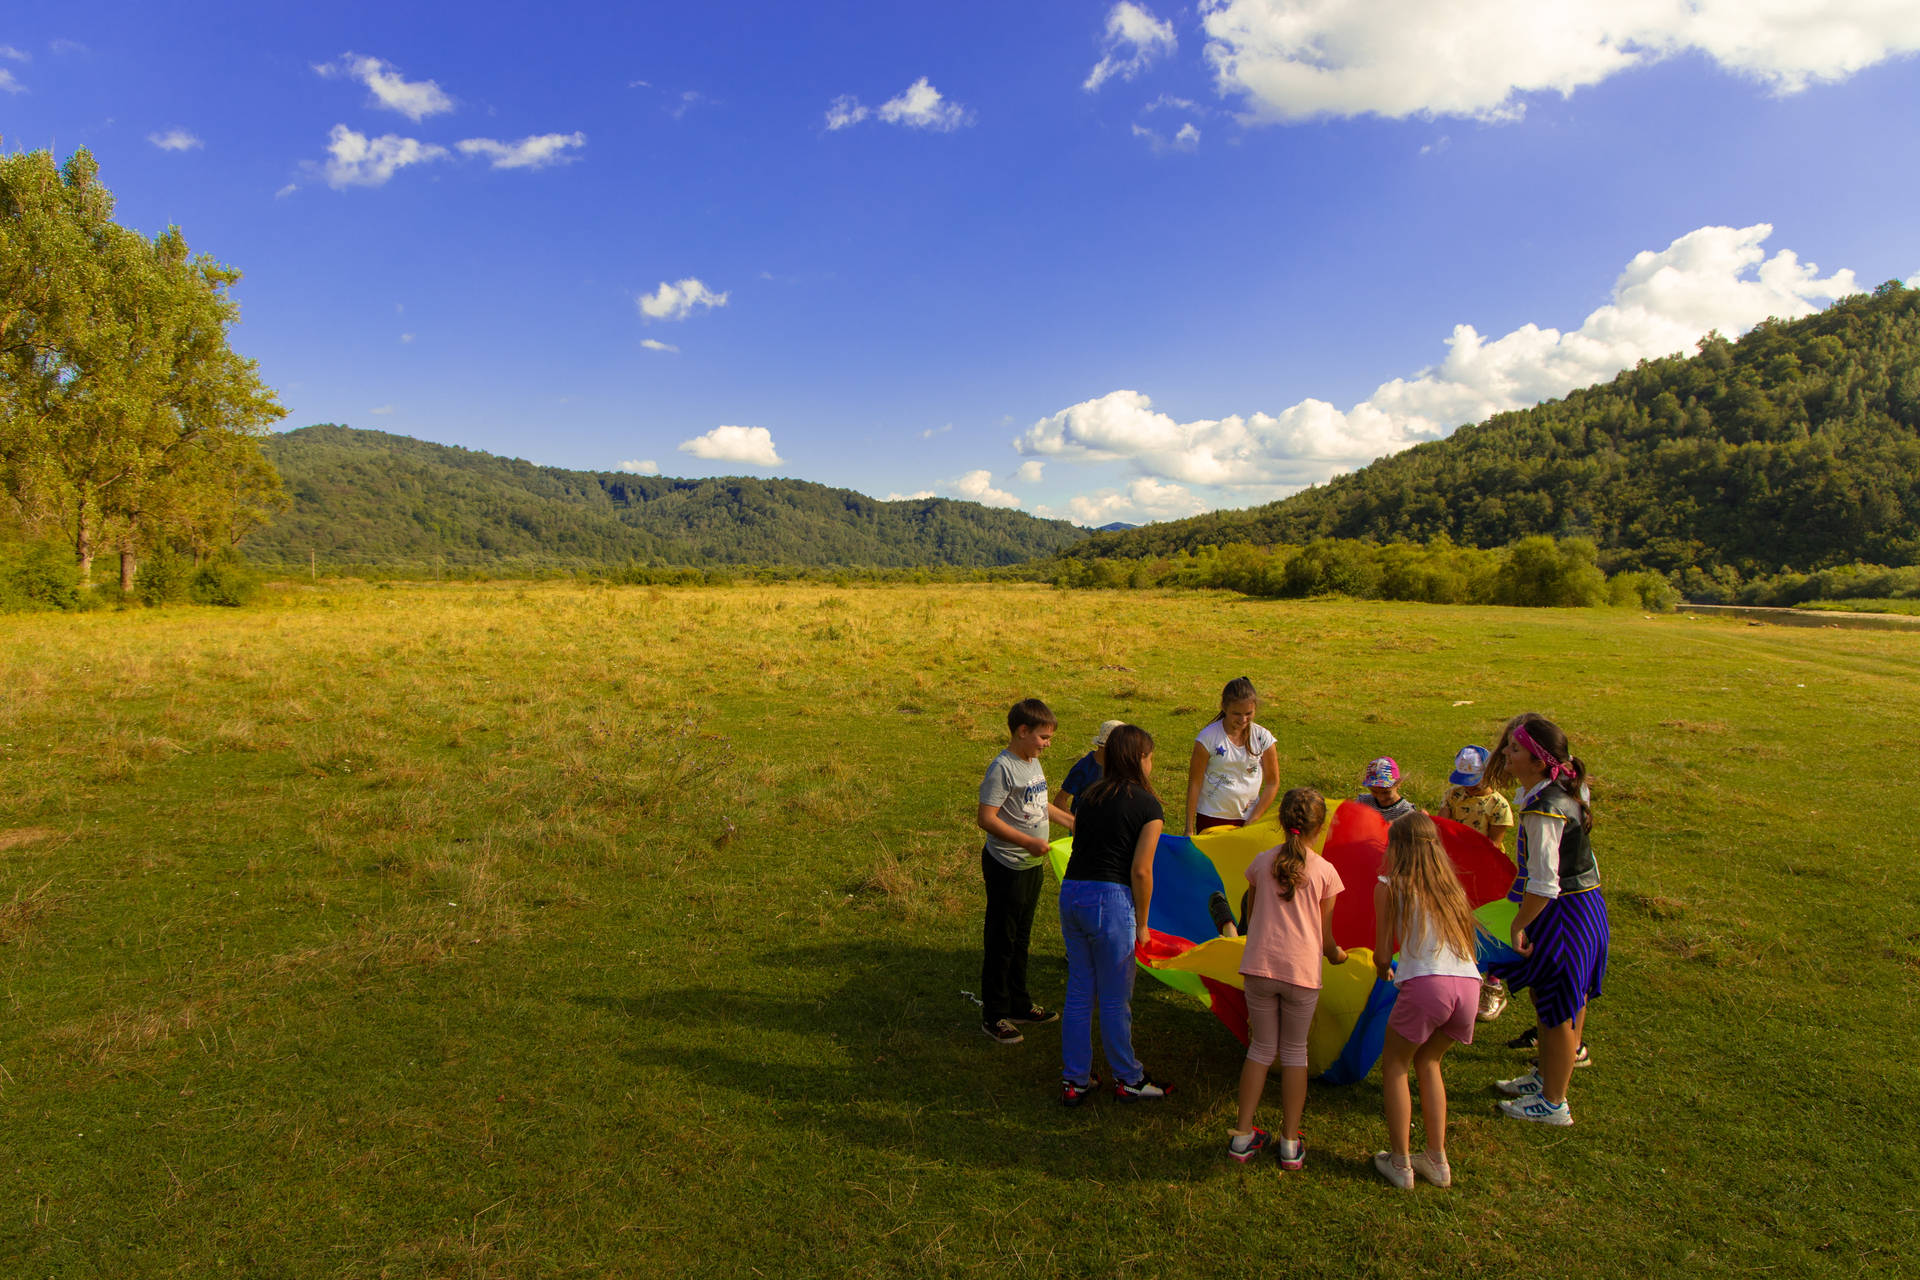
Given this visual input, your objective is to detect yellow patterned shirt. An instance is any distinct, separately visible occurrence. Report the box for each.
[1444,785,1515,847]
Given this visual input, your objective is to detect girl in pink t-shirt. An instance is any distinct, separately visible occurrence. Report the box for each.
[1226,787,1347,1168]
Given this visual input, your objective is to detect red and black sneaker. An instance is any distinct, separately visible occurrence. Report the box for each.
[1114,1074,1172,1102]
[1060,1076,1101,1107]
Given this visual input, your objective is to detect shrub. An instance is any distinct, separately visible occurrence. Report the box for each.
[190,551,262,607]
[0,541,80,611]
[1492,537,1608,607]
[136,546,194,605]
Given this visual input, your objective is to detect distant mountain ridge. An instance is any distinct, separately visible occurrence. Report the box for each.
[1060,282,1920,578]
[249,426,1089,568]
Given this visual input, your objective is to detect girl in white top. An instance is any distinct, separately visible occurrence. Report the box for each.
[1370,813,1484,1190]
[1184,677,1279,836]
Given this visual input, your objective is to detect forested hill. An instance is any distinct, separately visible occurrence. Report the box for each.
[249,426,1089,568]
[1063,281,1920,577]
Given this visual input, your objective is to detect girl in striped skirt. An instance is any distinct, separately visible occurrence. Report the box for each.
[1486,717,1607,1126]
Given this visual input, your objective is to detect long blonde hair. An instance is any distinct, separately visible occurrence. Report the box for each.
[1382,813,1477,961]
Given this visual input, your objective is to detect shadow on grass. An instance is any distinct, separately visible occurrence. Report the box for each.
[570,938,1393,1184]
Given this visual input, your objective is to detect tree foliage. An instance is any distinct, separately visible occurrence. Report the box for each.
[1067,283,1920,580]
[247,425,1090,569]
[0,147,285,585]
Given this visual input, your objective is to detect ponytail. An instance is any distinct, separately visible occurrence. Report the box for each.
[1270,787,1325,902]
[1517,716,1593,832]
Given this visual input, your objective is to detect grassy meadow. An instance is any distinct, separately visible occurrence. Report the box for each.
[1,581,1915,1278]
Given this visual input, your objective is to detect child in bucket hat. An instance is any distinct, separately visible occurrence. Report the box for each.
[1356,757,1416,822]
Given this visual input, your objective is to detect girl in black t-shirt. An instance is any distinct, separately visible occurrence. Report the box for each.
[1057,725,1172,1104]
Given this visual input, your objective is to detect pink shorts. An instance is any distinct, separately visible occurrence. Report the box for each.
[1387,975,1481,1045]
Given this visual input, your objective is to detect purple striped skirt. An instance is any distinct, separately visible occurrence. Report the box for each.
[1487,888,1608,1029]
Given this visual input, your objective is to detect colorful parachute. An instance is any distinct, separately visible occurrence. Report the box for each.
[1048,800,1515,1083]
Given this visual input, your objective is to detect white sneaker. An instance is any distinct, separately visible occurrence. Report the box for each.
[1373,1152,1414,1189]
[1495,1068,1544,1097]
[1499,1094,1573,1126]
[1410,1151,1452,1187]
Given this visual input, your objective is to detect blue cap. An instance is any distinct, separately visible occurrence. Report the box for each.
[1449,745,1489,787]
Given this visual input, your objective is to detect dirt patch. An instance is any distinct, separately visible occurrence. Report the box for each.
[0,828,59,853]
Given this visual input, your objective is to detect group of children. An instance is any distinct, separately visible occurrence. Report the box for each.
[974,680,1609,1188]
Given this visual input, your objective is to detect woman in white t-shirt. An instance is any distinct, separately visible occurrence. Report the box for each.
[1184,676,1280,836]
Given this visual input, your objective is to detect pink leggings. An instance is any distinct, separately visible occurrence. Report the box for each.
[1243,974,1319,1068]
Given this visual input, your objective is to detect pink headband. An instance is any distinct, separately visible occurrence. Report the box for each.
[1512,724,1574,784]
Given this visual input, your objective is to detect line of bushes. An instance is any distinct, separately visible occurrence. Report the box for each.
[0,541,263,612]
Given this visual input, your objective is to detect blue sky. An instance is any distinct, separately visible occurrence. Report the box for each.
[7,2,1920,525]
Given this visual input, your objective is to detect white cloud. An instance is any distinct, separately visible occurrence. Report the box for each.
[1086,3,1179,91]
[49,39,88,56]
[825,95,869,130]
[369,405,395,416]
[1019,224,1857,493]
[640,338,679,353]
[275,183,299,198]
[619,459,660,475]
[921,423,953,440]
[400,333,415,344]
[638,278,728,321]
[456,132,586,170]
[1015,460,1045,483]
[1199,0,1920,123]
[316,53,454,122]
[1062,477,1211,525]
[886,488,939,501]
[147,128,202,152]
[951,469,1021,508]
[1132,120,1201,152]
[318,124,448,189]
[830,78,972,132]
[678,425,782,467]
[0,45,27,61]
[0,70,24,94]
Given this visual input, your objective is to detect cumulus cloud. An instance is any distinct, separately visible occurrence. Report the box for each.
[640,338,679,353]
[0,69,22,94]
[638,278,728,321]
[951,469,1022,508]
[316,53,454,121]
[147,128,202,152]
[1133,120,1200,151]
[827,78,972,132]
[618,459,660,475]
[1019,223,1857,493]
[456,131,586,170]
[0,44,27,61]
[1199,0,1920,123]
[886,488,939,501]
[1059,477,1211,525]
[318,124,448,188]
[678,425,782,467]
[1015,460,1045,483]
[1086,3,1179,91]
[369,405,395,415]
[275,183,298,199]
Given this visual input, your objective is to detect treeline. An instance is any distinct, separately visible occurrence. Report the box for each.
[0,150,284,590]
[1042,535,1681,609]
[250,425,1088,569]
[1067,282,1920,579]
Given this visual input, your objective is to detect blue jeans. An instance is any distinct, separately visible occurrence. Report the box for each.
[1058,879,1142,1087]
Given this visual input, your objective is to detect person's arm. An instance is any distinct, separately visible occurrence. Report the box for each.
[1052,786,1075,814]
[977,803,1048,857]
[1510,811,1564,954]
[1487,821,1515,851]
[1372,879,1394,982]
[1246,742,1281,824]
[1320,892,1347,966]
[1130,818,1163,946]
[1046,801,1076,834]
[1184,740,1209,836]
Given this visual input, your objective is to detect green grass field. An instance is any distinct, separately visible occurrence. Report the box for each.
[2,582,1915,1278]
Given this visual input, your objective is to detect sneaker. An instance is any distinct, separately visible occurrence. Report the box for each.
[1410,1151,1452,1188]
[982,1018,1023,1045]
[1499,1094,1573,1126]
[1530,1042,1592,1070]
[1494,1068,1544,1097]
[1227,1127,1269,1162]
[1274,1135,1306,1171]
[1477,978,1508,1022]
[1114,1074,1172,1102]
[1009,1005,1059,1025]
[1506,1026,1538,1051]
[1061,1076,1101,1107]
[1373,1152,1414,1189]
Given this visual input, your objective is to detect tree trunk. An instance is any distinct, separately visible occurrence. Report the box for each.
[75,515,93,586]
[120,546,137,593]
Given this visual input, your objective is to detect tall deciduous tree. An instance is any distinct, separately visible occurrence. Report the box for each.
[0,147,284,585]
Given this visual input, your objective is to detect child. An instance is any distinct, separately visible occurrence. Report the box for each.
[1057,724,1172,1104]
[1185,677,1280,835]
[1055,720,1124,815]
[1371,813,1484,1188]
[1485,717,1608,1125]
[1355,757,1417,822]
[1441,745,1515,1020]
[976,698,1075,1045]
[1226,788,1346,1167]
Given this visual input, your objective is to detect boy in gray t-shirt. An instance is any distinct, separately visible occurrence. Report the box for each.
[975,698,1075,1044]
